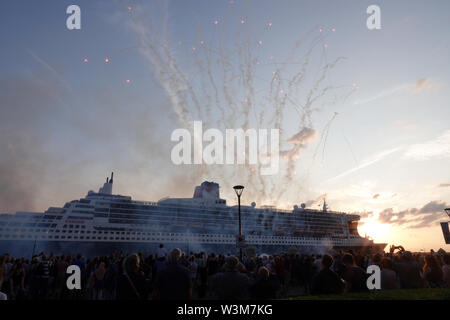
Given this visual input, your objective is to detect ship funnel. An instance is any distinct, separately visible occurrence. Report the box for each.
[193,181,219,199]
[98,172,114,194]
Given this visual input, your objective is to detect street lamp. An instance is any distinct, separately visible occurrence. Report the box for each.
[233,185,244,261]
[445,208,450,218]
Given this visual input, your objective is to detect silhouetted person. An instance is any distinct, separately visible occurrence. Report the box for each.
[250,266,280,299]
[380,257,399,290]
[197,252,208,298]
[210,256,250,300]
[342,253,368,293]
[153,248,192,300]
[117,254,149,300]
[394,251,423,289]
[422,254,443,288]
[37,253,51,299]
[311,254,344,295]
[156,244,167,261]
[442,254,450,288]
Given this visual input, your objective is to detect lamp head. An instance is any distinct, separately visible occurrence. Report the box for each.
[233,185,244,197]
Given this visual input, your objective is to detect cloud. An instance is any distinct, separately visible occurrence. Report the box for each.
[414,78,439,92]
[352,211,373,219]
[409,212,445,229]
[324,147,401,183]
[378,208,395,224]
[403,130,450,160]
[395,120,417,132]
[438,183,450,188]
[376,200,448,228]
[419,200,448,214]
[377,207,417,225]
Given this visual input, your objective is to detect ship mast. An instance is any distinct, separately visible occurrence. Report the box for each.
[322,199,328,213]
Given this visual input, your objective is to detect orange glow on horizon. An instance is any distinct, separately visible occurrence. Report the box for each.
[358,217,390,243]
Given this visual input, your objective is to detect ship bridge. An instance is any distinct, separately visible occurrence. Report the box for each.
[158,181,227,207]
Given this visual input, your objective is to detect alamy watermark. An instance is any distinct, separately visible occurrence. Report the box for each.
[66,5,81,30]
[65,5,380,31]
[367,5,381,30]
[170,121,280,175]
[63,262,381,291]
[66,265,81,290]
[366,264,381,290]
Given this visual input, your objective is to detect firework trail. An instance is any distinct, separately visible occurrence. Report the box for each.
[123,2,354,207]
[342,129,359,166]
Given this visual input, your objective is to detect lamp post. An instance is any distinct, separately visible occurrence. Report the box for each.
[233,185,244,261]
[31,237,37,259]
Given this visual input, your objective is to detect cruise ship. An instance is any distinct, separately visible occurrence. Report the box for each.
[0,173,386,257]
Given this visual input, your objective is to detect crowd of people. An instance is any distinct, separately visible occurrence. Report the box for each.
[0,244,449,300]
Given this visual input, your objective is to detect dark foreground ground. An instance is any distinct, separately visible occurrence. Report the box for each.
[287,288,450,300]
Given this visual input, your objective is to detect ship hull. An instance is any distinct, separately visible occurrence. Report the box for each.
[0,239,386,258]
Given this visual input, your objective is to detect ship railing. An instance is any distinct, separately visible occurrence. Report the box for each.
[128,202,349,215]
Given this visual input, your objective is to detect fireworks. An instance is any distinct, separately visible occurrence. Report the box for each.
[121,7,354,205]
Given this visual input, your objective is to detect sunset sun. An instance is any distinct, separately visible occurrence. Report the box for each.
[359,218,390,241]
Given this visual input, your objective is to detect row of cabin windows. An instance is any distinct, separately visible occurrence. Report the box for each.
[0,225,338,238]
[0,234,320,245]
[63,225,86,229]
[0,225,57,232]
[0,233,229,242]
[0,232,334,244]
[0,228,318,239]
[0,228,162,236]
[0,231,341,244]
[2,223,57,228]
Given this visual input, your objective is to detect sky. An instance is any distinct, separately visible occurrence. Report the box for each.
[0,0,449,252]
